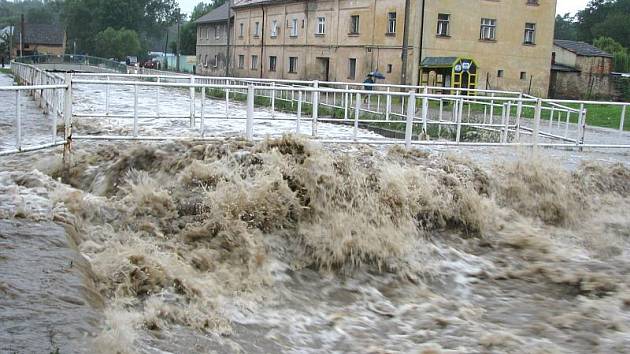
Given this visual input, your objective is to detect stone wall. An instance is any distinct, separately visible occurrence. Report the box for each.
[550,71,620,100]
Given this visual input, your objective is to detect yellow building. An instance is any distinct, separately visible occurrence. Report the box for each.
[198,0,557,96]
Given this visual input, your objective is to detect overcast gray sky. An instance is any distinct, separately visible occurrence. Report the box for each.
[177,0,591,17]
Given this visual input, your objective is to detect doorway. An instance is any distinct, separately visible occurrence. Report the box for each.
[316,57,330,82]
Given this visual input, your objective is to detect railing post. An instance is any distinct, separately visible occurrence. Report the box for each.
[620,105,626,133]
[271,82,276,118]
[438,99,443,137]
[246,84,254,140]
[421,86,429,139]
[504,102,511,143]
[15,90,21,151]
[312,80,319,137]
[105,75,110,116]
[456,98,463,143]
[516,93,523,142]
[500,103,507,144]
[579,106,587,150]
[405,91,416,149]
[533,98,542,150]
[297,90,302,134]
[201,86,206,137]
[489,92,495,124]
[156,76,160,117]
[63,72,73,172]
[133,84,139,137]
[385,87,391,121]
[226,80,230,118]
[344,84,349,120]
[549,107,555,129]
[565,111,571,138]
[354,92,361,141]
[189,75,195,127]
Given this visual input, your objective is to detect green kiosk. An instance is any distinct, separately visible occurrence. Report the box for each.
[420,57,478,94]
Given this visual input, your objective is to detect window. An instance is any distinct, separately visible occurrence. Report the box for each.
[213,55,218,68]
[524,23,536,44]
[269,56,277,71]
[251,55,258,70]
[497,69,504,78]
[254,22,260,37]
[350,15,360,34]
[387,64,392,73]
[480,18,496,40]
[239,23,244,37]
[437,14,450,36]
[238,55,244,69]
[206,27,210,39]
[289,57,298,73]
[291,18,298,37]
[387,12,396,34]
[271,20,278,37]
[214,25,220,39]
[317,17,326,35]
[527,0,539,5]
[348,58,357,79]
[520,72,527,80]
[203,54,208,67]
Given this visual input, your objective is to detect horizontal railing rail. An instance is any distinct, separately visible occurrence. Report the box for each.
[1,60,629,159]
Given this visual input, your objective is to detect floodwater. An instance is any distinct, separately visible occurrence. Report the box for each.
[1,72,630,354]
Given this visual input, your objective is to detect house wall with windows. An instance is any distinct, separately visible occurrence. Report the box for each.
[196,21,231,76]
[229,0,421,85]
[421,0,556,97]
[197,0,556,96]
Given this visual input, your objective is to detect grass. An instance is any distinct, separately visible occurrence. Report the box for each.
[0,68,12,75]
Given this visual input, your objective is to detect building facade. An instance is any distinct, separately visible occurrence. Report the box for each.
[550,40,618,100]
[12,23,66,57]
[197,0,557,96]
[196,3,233,76]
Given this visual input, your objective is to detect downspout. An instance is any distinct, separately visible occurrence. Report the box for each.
[400,0,412,86]
[260,5,265,78]
[226,0,232,76]
[417,0,425,86]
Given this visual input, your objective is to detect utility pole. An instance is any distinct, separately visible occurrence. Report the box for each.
[176,8,181,72]
[400,0,411,87]
[20,14,24,57]
[225,0,232,77]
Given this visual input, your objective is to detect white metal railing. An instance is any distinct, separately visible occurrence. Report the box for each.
[0,63,67,156]
[2,62,629,158]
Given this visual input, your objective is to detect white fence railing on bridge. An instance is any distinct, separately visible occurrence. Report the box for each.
[1,61,629,157]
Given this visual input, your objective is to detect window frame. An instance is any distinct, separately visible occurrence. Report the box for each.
[348,58,357,80]
[290,18,298,37]
[289,56,298,73]
[480,18,497,41]
[269,56,277,72]
[437,13,450,37]
[524,22,536,45]
[251,55,258,70]
[316,16,326,35]
[350,15,360,34]
[387,12,396,34]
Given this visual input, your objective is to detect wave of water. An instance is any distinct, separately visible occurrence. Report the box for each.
[1,135,629,353]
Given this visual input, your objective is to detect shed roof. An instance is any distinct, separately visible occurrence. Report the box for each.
[14,23,64,46]
[196,2,233,23]
[551,63,580,73]
[554,40,613,58]
[421,57,459,68]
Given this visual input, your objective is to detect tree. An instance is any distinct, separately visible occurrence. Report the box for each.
[593,37,626,55]
[63,0,179,54]
[554,14,577,41]
[576,0,630,48]
[179,1,226,55]
[94,27,142,60]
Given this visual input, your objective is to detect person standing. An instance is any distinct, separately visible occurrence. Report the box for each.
[1,56,5,68]
[362,74,374,104]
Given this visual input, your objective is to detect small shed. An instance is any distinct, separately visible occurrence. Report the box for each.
[420,57,478,93]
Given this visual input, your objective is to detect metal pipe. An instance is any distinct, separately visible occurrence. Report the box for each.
[405,91,416,148]
[133,84,139,137]
[620,105,626,132]
[312,80,319,137]
[201,86,206,137]
[354,92,361,141]
[246,85,254,140]
[15,90,21,150]
[297,91,302,134]
[533,98,542,150]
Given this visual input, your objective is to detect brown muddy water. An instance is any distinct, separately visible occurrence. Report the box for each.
[1,136,630,354]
